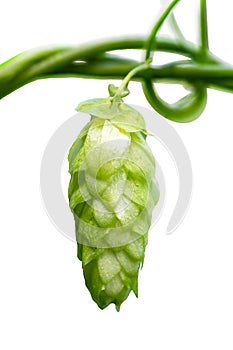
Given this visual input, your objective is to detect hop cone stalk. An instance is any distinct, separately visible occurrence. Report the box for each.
[68,94,159,310]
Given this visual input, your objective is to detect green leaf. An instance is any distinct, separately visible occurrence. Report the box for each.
[76,98,116,119]
[76,98,149,134]
[111,103,147,133]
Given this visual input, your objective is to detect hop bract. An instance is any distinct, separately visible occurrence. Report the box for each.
[68,96,159,310]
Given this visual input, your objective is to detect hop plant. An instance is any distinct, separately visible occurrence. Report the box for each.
[68,89,159,310]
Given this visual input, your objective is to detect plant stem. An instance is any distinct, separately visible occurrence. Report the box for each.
[168,11,186,42]
[0,37,231,124]
[0,36,229,99]
[145,0,181,60]
[111,59,152,100]
[200,0,209,61]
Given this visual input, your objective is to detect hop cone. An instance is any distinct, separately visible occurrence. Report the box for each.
[68,96,159,310]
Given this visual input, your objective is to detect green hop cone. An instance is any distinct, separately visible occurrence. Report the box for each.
[68,93,160,311]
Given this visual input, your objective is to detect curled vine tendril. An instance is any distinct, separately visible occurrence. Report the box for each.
[142,0,208,122]
[0,0,232,122]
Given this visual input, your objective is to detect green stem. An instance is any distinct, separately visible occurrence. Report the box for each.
[168,11,186,42]
[145,0,181,60]
[200,0,209,61]
[0,35,233,122]
[112,59,152,100]
[0,1,232,123]
[0,36,228,100]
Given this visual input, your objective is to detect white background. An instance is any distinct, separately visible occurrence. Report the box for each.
[0,0,233,349]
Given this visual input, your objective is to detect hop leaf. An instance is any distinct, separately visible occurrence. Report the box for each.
[68,98,159,310]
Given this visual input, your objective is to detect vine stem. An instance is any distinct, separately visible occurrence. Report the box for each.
[111,59,152,100]
[1,1,233,122]
[200,0,209,61]
[0,37,233,100]
[145,0,181,60]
